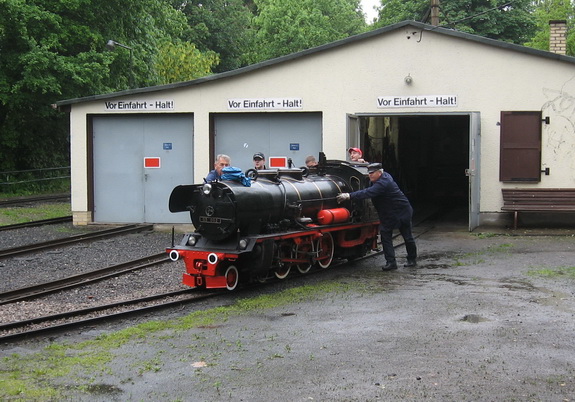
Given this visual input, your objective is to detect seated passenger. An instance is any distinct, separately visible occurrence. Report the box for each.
[348,147,366,163]
[305,155,318,168]
[253,152,267,170]
[205,154,231,182]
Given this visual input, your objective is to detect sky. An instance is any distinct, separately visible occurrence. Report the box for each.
[361,0,380,23]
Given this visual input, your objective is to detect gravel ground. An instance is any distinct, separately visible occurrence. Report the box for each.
[0,224,187,324]
[2,220,575,401]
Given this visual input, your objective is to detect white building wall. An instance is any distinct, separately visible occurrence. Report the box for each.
[66,25,575,224]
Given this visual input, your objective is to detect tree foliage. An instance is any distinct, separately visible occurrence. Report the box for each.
[375,0,536,45]
[155,41,220,84]
[0,0,196,172]
[525,0,575,55]
[250,0,367,62]
[376,0,429,25]
[173,0,255,72]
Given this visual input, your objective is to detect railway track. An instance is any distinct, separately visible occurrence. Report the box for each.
[0,216,72,231]
[0,224,434,343]
[0,252,169,305]
[0,289,216,342]
[0,193,70,207]
[0,224,154,259]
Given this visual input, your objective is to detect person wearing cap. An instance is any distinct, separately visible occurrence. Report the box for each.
[348,147,366,163]
[253,152,267,170]
[205,154,231,182]
[305,155,318,168]
[336,163,417,270]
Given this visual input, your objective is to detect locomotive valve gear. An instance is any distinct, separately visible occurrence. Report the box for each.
[336,193,350,203]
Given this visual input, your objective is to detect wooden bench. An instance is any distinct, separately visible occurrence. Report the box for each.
[501,188,575,229]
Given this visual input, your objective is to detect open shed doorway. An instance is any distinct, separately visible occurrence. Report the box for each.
[355,114,471,225]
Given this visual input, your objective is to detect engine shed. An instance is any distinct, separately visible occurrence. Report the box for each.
[56,20,575,230]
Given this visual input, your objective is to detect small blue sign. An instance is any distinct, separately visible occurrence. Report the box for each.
[290,143,299,151]
[163,143,173,150]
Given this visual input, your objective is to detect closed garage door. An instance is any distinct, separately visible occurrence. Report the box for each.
[213,113,322,172]
[93,114,193,223]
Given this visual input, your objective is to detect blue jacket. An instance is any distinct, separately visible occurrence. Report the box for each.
[350,172,413,230]
[205,169,220,182]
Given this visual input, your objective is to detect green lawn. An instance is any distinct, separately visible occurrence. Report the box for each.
[0,202,71,226]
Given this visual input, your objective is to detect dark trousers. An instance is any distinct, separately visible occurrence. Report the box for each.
[380,221,417,264]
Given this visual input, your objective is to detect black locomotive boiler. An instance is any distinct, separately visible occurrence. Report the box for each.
[166,157,380,290]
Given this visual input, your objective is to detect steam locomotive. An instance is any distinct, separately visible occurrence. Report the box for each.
[166,154,380,290]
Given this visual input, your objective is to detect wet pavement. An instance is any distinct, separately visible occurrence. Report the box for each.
[2,220,575,401]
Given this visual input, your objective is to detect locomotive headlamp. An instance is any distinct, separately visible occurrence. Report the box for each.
[238,238,249,250]
[202,183,212,195]
[187,235,198,246]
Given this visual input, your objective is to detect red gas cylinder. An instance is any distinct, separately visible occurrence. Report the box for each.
[317,208,350,225]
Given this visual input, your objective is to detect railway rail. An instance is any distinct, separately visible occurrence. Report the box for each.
[0,252,169,305]
[0,289,214,342]
[0,193,70,207]
[0,224,434,343]
[0,224,154,259]
[0,216,72,231]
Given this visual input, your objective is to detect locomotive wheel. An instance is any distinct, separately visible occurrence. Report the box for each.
[316,232,334,269]
[225,265,239,290]
[294,241,313,274]
[275,265,291,279]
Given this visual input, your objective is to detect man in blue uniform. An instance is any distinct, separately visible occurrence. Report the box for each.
[337,163,417,270]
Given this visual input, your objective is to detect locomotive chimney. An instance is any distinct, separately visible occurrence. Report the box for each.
[549,20,567,55]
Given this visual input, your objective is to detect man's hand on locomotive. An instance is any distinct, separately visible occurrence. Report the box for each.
[336,193,350,203]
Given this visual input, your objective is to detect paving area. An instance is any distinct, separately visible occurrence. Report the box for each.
[2,221,575,401]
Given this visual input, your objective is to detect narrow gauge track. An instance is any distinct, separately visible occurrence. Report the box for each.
[0,289,216,343]
[0,253,169,305]
[0,216,72,232]
[0,224,154,259]
[0,225,434,343]
[0,193,70,207]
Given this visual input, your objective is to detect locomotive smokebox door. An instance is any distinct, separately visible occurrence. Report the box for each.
[168,185,197,213]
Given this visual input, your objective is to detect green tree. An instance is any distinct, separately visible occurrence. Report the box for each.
[251,0,367,62]
[525,0,575,55]
[173,0,255,72]
[155,41,220,84]
[375,0,536,45]
[0,0,202,174]
[376,0,429,25]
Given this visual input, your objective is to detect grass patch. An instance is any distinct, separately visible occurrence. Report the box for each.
[0,202,71,226]
[526,266,575,279]
[453,243,514,266]
[472,232,500,239]
[0,281,352,400]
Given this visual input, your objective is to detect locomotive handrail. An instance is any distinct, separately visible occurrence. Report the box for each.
[296,196,338,203]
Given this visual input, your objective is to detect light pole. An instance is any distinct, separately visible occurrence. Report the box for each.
[106,39,134,89]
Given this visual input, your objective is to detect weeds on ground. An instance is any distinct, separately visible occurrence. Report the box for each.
[0,281,352,400]
[527,266,575,279]
[453,243,514,266]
